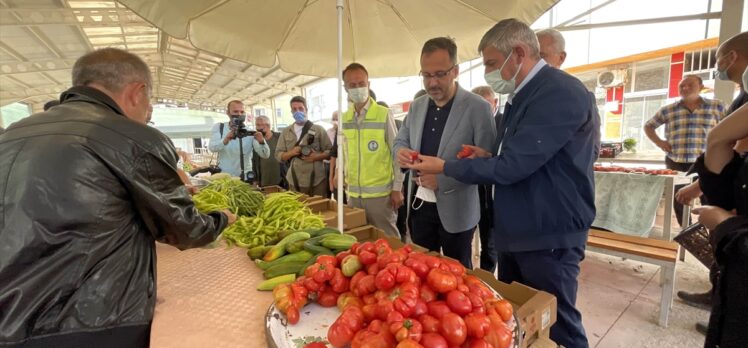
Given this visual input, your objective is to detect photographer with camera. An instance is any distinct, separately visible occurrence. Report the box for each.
[209,100,270,181]
[275,96,332,196]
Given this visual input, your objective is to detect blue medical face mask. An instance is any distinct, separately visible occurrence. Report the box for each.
[484,51,522,95]
[293,111,306,124]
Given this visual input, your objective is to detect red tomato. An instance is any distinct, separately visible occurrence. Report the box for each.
[395,338,424,348]
[359,250,377,265]
[427,268,457,293]
[440,258,466,277]
[327,307,364,347]
[303,342,327,348]
[336,250,351,265]
[412,299,428,317]
[410,151,420,162]
[420,333,449,348]
[486,299,513,322]
[484,322,512,348]
[404,257,430,279]
[317,289,340,307]
[418,314,440,333]
[420,284,437,302]
[351,320,397,348]
[467,338,493,348]
[427,300,452,319]
[286,305,300,325]
[362,303,378,322]
[439,313,467,346]
[457,145,474,159]
[375,268,396,291]
[464,312,491,338]
[445,290,472,316]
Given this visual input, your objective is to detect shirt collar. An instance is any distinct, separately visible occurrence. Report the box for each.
[508,59,547,105]
[354,97,373,119]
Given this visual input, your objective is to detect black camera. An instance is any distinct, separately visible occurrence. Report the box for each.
[230,116,256,138]
[301,132,318,156]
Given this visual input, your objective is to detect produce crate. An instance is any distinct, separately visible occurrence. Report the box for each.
[305,199,367,230]
[260,185,285,194]
[346,226,558,348]
[599,142,623,158]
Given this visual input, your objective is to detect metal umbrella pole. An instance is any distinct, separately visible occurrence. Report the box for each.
[335,0,345,233]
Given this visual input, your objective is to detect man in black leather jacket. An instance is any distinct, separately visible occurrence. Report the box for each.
[0,48,235,347]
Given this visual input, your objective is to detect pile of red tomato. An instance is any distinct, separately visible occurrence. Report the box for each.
[277,238,514,348]
[593,165,677,175]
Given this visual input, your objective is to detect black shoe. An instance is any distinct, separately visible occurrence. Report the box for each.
[677,290,712,310]
[695,321,708,335]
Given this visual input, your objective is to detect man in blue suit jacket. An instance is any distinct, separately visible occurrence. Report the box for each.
[404,19,597,348]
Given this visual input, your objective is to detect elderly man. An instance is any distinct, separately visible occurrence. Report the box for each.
[0,48,234,347]
[537,28,567,69]
[340,62,404,237]
[403,19,598,347]
[644,75,725,227]
[252,115,284,187]
[209,100,270,182]
[276,96,332,196]
[394,37,496,268]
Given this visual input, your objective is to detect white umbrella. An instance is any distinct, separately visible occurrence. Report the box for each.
[119,0,557,231]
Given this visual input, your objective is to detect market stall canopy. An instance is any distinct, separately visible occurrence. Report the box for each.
[0,0,322,110]
[118,0,558,78]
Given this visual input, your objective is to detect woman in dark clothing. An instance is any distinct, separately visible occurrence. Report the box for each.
[692,92,748,348]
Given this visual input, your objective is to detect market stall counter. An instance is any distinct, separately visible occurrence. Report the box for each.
[151,242,272,347]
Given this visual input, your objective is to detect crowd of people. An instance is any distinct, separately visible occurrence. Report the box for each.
[0,16,746,348]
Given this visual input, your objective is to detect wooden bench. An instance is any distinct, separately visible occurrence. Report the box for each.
[586,228,680,327]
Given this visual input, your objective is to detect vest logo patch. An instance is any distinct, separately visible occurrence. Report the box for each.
[367,140,379,152]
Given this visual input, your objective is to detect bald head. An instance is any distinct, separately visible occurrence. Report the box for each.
[72,48,152,124]
[716,31,748,85]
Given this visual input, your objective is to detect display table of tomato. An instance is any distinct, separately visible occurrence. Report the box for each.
[265,238,520,348]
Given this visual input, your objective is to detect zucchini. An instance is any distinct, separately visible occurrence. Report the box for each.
[257,274,296,291]
[263,261,307,279]
[309,227,341,237]
[303,234,336,255]
[255,250,314,270]
[247,245,272,260]
[263,232,311,261]
[286,240,306,254]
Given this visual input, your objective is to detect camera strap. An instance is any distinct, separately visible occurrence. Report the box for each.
[290,121,314,195]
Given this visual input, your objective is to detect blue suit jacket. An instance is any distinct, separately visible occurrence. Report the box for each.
[445,65,597,252]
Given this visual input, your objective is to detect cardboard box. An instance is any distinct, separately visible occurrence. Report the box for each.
[528,337,558,348]
[260,185,285,194]
[306,199,367,230]
[346,226,557,348]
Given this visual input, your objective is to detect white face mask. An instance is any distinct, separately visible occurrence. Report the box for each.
[412,185,437,210]
[485,51,522,95]
[348,87,369,104]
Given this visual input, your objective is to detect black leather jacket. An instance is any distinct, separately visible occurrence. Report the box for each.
[0,87,228,347]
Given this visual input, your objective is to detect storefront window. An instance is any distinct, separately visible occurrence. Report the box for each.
[621,94,667,153]
[633,58,669,92]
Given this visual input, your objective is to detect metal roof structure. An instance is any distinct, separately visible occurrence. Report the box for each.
[0,0,322,112]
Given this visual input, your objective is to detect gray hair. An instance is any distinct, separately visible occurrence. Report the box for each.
[536,28,565,53]
[478,19,540,58]
[255,115,271,124]
[72,48,151,94]
[471,86,495,99]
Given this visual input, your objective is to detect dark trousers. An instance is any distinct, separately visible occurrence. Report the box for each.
[498,247,588,348]
[409,201,475,269]
[478,185,497,273]
[665,158,702,227]
[396,171,411,241]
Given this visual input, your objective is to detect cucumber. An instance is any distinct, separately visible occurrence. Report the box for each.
[255,250,314,270]
[320,234,357,250]
[257,274,296,291]
[263,261,307,279]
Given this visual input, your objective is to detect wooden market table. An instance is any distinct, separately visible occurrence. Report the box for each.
[150,242,272,347]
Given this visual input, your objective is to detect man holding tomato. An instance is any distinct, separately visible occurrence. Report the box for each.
[403,19,596,347]
[393,37,496,268]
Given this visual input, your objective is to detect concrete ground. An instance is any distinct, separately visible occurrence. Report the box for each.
[577,250,710,348]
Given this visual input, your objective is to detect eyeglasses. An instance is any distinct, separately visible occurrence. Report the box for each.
[419,65,456,80]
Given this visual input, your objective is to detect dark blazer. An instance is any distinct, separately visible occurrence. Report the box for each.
[445,64,597,252]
